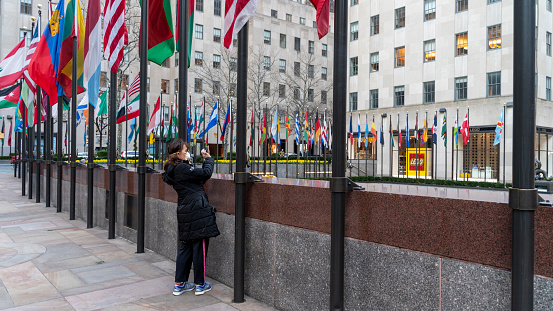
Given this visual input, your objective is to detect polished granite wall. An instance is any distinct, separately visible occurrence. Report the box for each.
[36,165,553,310]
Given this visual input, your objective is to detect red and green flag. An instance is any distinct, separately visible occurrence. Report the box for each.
[58,0,86,98]
[0,83,21,109]
[142,0,175,65]
[176,0,194,67]
[285,108,290,142]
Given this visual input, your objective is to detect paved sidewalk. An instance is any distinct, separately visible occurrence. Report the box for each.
[0,171,277,311]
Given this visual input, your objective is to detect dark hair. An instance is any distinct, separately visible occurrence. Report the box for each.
[163,139,189,171]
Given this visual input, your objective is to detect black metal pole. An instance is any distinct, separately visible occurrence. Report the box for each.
[511,0,537,308]
[57,96,63,212]
[87,101,95,228]
[28,112,34,200]
[330,0,347,308]
[69,36,77,221]
[36,88,42,202]
[22,92,26,197]
[14,130,18,178]
[137,0,148,253]
[503,104,506,186]
[178,0,188,141]
[444,110,447,180]
[229,103,233,174]
[109,72,117,239]
[233,22,248,304]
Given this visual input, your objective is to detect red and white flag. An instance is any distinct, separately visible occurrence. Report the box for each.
[460,112,470,145]
[309,0,330,39]
[224,0,258,50]
[103,0,128,73]
[147,95,161,135]
[7,118,12,147]
[0,39,26,90]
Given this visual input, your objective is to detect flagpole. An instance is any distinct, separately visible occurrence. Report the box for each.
[69,21,78,221]
[108,70,117,238]
[397,113,400,178]
[157,97,162,170]
[380,114,383,177]
[36,8,42,203]
[203,96,206,151]
[229,101,233,174]
[503,104,506,185]
[456,108,459,182]
[178,0,188,143]
[216,99,219,173]
[22,79,27,196]
[466,107,469,182]
[445,110,447,180]
[425,110,427,180]
[125,89,128,168]
[57,96,63,212]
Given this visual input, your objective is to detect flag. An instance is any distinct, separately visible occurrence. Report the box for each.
[7,118,13,146]
[370,117,377,138]
[0,117,4,146]
[103,0,128,72]
[321,112,328,147]
[197,100,205,137]
[304,112,309,147]
[441,114,447,147]
[84,0,102,108]
[116,73,140,123]
[379,119,384,145]
[397,116,402,148]
[406,114,410,148]
[220,102,231,141]
[261,107,267,145]
[0,83,21,109]
[460,112,469,145]
[176,0,195,67]
[432,114,437,145]
[172,101,178,139]
[58,0,86,98]
[493,110,504,146]
[422,114,427,145]
[295,111,299,145]
[349,114,353,146]
[129,117,136,143]
[200,101,217,138]
[147,95,161,135]
[20,81,35,127]
[357,114,361,149]
[143,0,175,65]
[96,91,108,118]
[249,106,255,147]
[364,115,369,149]
[75,96,88,126]
[328,121,332,150]
[224,0,258,50]
[28,0,65,100]
[22,25,40,109]
[271,108,279,143]
[285,108,291,142]
[166,105,173,142]
[415,114,419,143]
[314,113,321,146]
[390,118,395,147]
[0,39,26,90]
[454,117,459,147]
[308,0,330,39]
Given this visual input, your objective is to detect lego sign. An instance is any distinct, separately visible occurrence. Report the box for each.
[406,148,428,176]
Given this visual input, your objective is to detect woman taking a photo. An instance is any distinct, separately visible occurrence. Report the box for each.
[162,139,219,296]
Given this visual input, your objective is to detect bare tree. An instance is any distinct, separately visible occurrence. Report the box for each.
[247,46,282,115]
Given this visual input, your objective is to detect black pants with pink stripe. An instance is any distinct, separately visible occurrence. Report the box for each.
[175,238,210,285]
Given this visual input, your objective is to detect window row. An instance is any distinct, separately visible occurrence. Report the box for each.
[194,0,222,16]
[348,73,502,111]
[264,30,327,56]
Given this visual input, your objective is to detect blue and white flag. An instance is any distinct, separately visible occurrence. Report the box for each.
[493,110,504,146]
[271,108,279,143]
[76,95,88,127]
[199,101,217,138]
[295,111,299,145]
[405,114,410,148]
[128,118,136,143]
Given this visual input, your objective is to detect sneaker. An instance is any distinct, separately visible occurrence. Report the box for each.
[195,282,212,296]
[173,282,195,295]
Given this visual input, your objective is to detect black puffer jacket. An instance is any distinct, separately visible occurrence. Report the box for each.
[163,157,219,242]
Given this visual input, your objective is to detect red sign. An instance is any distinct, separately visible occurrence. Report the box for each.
[408,153,425,171]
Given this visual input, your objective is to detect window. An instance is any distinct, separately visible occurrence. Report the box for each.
[308,65,314,78]
[195,24,203,39]
[487,72,501,97]
[20,0,32,15]
[321,91,327,105]
[174,79,179,94]
[350,22,359,41]
[121,74,129,90]
[196,0,203,11]
[294,62,300,76]
[175,52,179,67]
[100,71,108,88]
[294,37,301,51]
[424,39,436,62]
[213,54,221,69]
[147,78,150,92]
[545,31,551,56]
[351,0,359,5]
[395,7,405,29]
[548,0,552,12]
[213,81,220,95]
[423,81,435,104]
[395,47,405,67]
[161,58,170,68]
[455,76,468,100]
[456,0,468,12]
[271,9,278,18]
[279,84,286,98]
[300,17,306,25]
[425,0,436,21]
[294,88,300,100]
[308,89,314,102]
[370,90,379,109]
[488,0,501,3]
[370,15,380,35]
[264,30,271,44]
[308,41,315,54]
[279,59,286,73]
[370,52,379,72]
[214,0,222,16]
[349,92,358,111]
[230,57,237,71]
[161,79,169,94]
[123,47,129,63]
[195,78,202,93]
[280,34,286,48]
[456,32,468,56]
[286,14,292,22]
[394,86,405,107]
[263,82,270,96]
[213,28,221,42]
[19,29,32,46]
[233,39,238,47]
[322,67,327,80]
[488,25,501,50]
[545,77,551,100]
[264,56,271,70]
[322,44,328,56]
[313,21,317,28]
[350,57,358,76]
[195,51,203,66]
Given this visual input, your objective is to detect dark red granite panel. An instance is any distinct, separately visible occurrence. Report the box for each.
[536,207,553,276]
